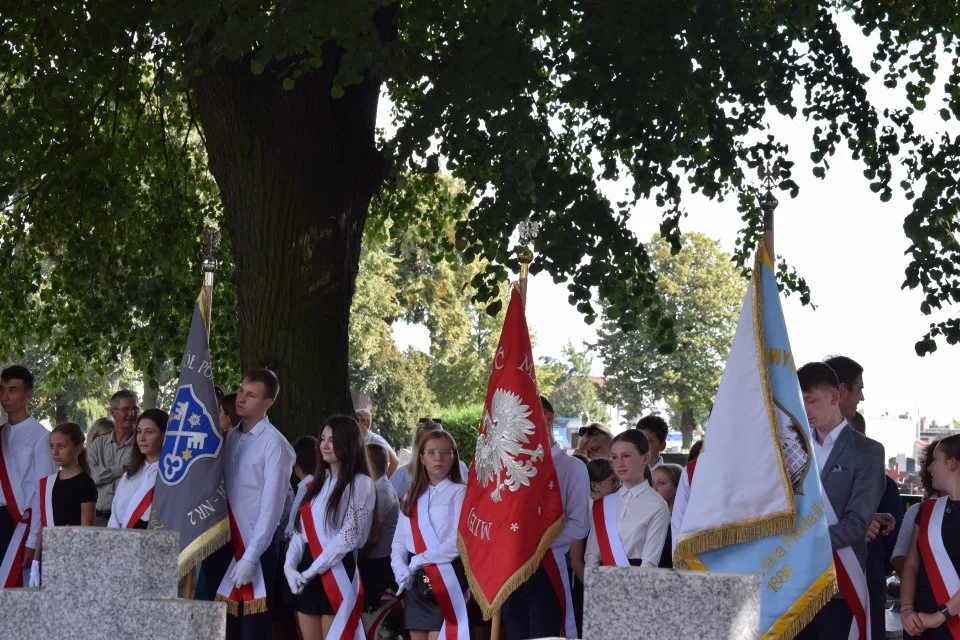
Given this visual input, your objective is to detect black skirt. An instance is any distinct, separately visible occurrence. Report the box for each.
[294,548,357,616]
[404,559,476,632]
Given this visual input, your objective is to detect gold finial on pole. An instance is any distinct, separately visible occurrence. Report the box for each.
[758,160,780,257]
[200,227,220,335]
[516,220,539,306]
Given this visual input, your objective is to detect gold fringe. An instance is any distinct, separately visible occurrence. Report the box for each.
[215,594,239,617]
[761,567,837,640]
[213,594,268,617]
[177,518,231,579]
[458,515,565,620]
[673,509,795,569]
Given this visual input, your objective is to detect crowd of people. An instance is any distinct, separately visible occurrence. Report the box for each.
[0,355,958,640]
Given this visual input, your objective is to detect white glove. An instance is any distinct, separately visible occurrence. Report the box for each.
[283,565,301,594]
[293,571,310,593]
[231,558,256,588]
[408,553,424,572]
[28,560,40,588]
[394,566,412,595]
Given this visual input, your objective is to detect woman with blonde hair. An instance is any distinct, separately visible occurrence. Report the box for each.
[85,417,114,447]
[391,429,471,640]
[391,419,468,501]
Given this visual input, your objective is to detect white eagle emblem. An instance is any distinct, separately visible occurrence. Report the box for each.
[475,388,545,502]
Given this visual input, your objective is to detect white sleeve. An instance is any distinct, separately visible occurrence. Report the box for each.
[391,513,411,579]
[242,437,295,563]
[891,502,920,561]
[107,475,128,529]
[584,510,600,568]
[27,434,55,547]
[640,501,671,568]
[671,470,691,551]
[308,476,376,575]
[285,530,305,569]
[553,461,590,550]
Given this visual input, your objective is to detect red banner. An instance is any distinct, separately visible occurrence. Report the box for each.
[457,288,564,618]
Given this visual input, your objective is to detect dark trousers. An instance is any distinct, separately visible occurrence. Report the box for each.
[501,564,561,640]
[866,555,887,640]
[225,539,280,640]
[0,507,13,561]
[796,598,854,640]
[358,555,393,609]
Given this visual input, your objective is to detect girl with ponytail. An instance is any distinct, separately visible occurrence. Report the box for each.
[584,430,670,569]
[29,422,97,586]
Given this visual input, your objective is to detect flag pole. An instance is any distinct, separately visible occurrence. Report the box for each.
[516,220,540,307]
[200,227,220,335]
[180,227,220,600]
[758,160,779,257]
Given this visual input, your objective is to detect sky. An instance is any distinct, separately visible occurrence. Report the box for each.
[391,17,960,425]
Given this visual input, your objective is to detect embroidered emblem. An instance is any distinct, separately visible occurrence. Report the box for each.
[475,388,545,502]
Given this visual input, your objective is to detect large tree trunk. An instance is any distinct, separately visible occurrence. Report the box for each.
[190,45,388,441]
[680,408,696,450]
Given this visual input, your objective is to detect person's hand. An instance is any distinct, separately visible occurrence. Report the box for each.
[231,558,256,588]
[28,561,40,588]
[283,565,301,594]
[293,571,310,593]
[408,554,424,572]
[866,518,881,542]
[901,610,924,636]
[394,567,412,595]
[920,612,946,630]
[874,513,896,536]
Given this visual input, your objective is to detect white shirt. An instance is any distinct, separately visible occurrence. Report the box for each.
[650,456,665,471]
[0,417,55,547]
[812,420,848,473]
[892,501,921,562]
[286,472,377,575]
[390,460,470,502]
[585,481,670,568]
[550,444,590,552]
[284,474,314,541]
[369,475,400,559]
[107,461,158,528]
[391,478,466,579]
[223,416,296,563]
[671,464,693,550]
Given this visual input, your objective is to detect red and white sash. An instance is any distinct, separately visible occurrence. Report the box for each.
[215,505,268,616]
[542,547,577,637]
[121,466,156,529]
[592,493,629,567]
[823,495,870,640]
[685,460,697,485]
[301,498,364,640]
[918,497,960,640]
[0,427,31,588]
[410,491,470,640]
[39,473,57,528]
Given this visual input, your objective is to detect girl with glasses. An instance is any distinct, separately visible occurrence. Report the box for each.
[587,458,619,500]
[391,429,473,640]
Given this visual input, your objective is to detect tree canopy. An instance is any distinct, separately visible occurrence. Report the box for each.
[595,233,746,444]
[1,2,959,437]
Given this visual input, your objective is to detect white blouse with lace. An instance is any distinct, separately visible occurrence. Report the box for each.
[284,471,376,575]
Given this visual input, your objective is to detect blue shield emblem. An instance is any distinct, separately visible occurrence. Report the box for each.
[160,384,224,485]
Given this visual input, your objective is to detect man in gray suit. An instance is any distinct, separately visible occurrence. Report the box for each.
[796,362,885,639]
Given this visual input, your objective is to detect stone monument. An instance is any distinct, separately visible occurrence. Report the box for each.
[580,567,761,640]
[0,526,225,640]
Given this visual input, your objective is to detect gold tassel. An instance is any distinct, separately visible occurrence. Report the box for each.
[459,516,565,620]
[177,518,231,579]
[215,594,239,617]
[761,567,837,640]
[240,597,268,616]
[673,510,795,568]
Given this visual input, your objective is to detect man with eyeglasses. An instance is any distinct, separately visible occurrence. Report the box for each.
[501,396,590,639]
[87,390,139,526]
